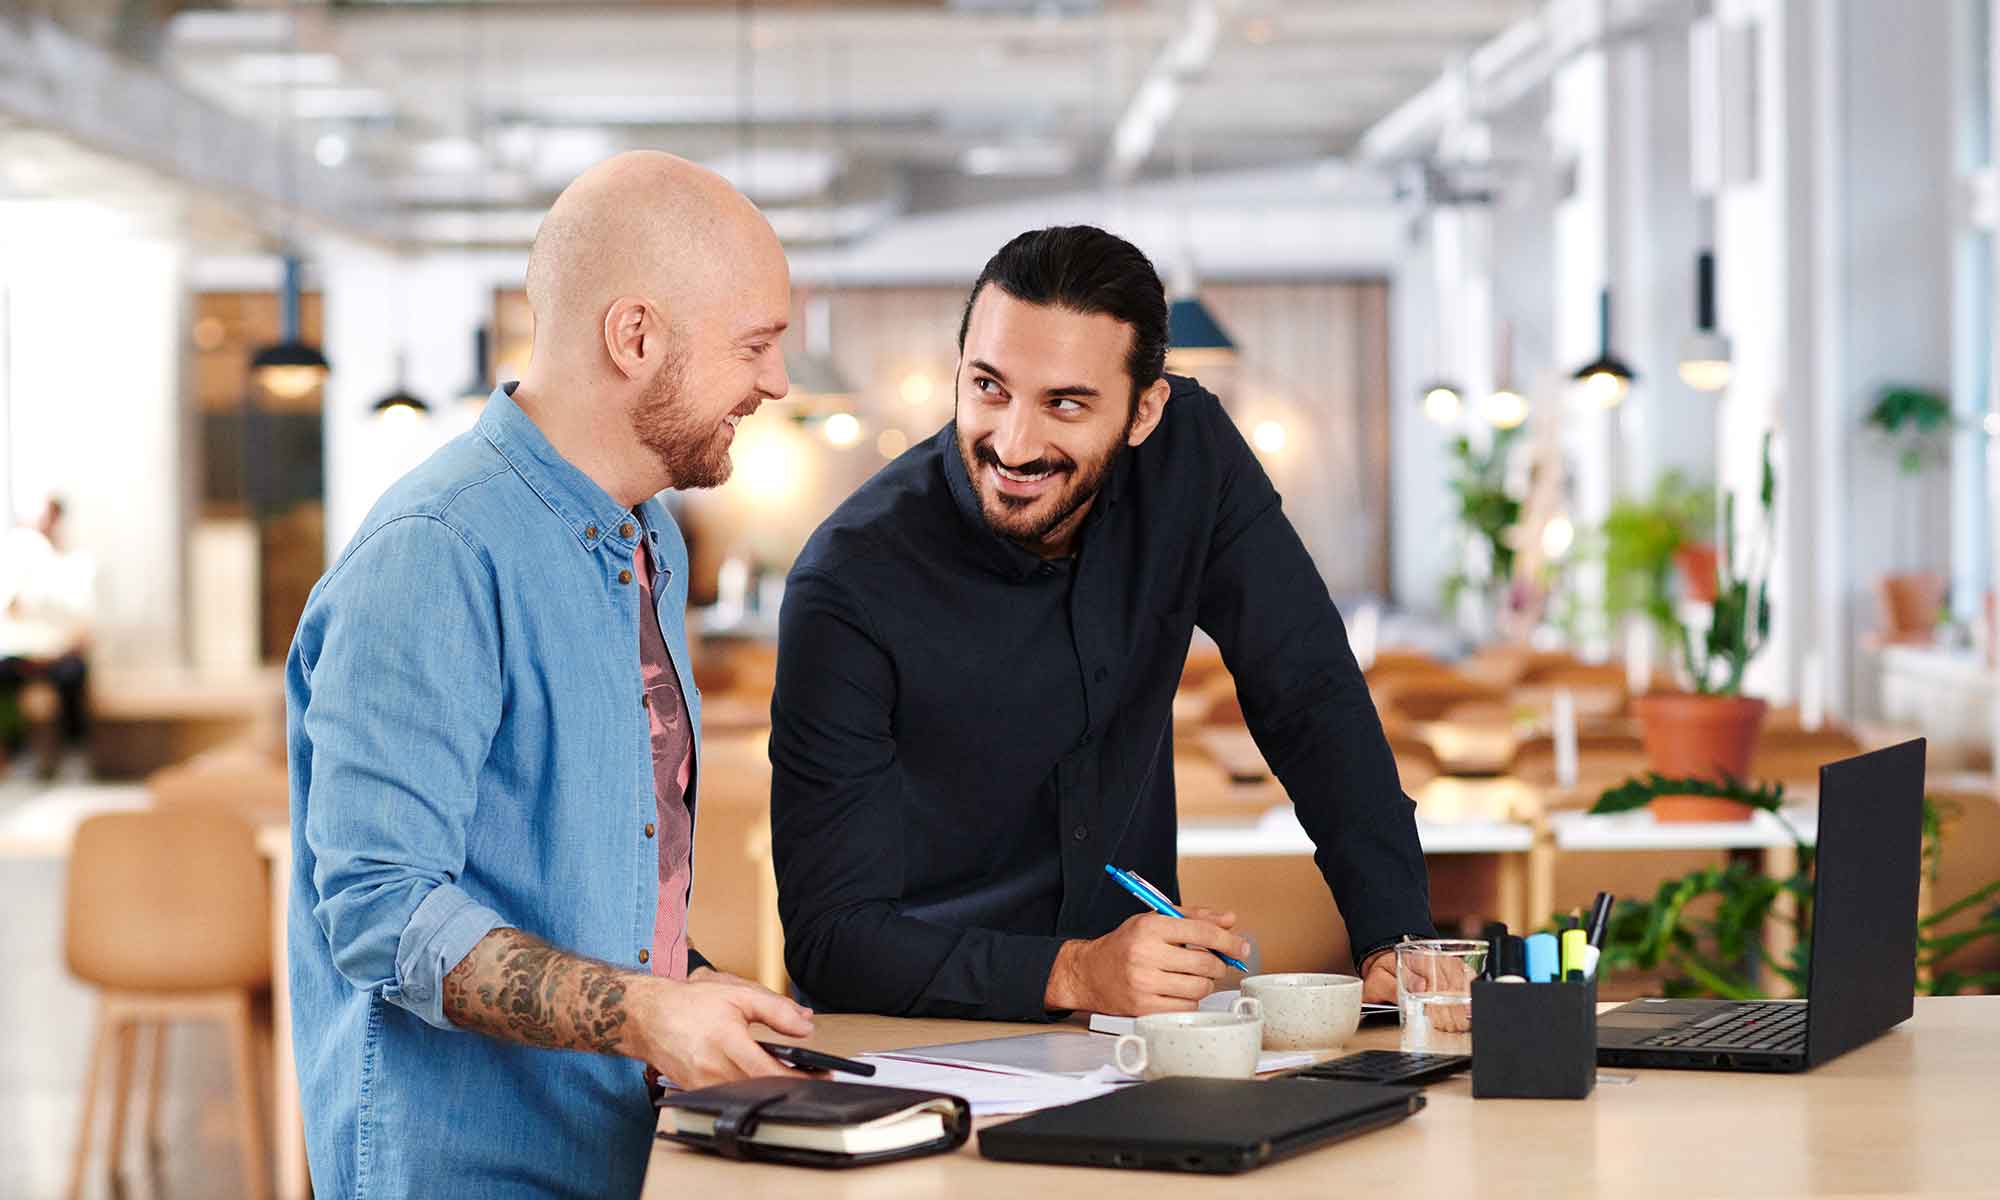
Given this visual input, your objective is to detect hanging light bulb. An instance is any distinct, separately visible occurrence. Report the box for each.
[1251,420,1288,454]
[1570,288,1636,408]
[458,324,492,409]
[1484,321,1527,429]
[1678,251,1734,392]
[372,350,431,425]
[1485,388,1528,429]
[1541,514,1576,559]
[1421,382,1464,425]
[822,411,862,447]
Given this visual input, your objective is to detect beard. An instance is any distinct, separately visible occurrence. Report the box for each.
[629,345,735,490]
[956,412,1133,549]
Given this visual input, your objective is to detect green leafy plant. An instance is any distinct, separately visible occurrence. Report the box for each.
[1675,432,1773,695]
[1441,426,1523,611]
[1598,471,1718,640]
[1579,781,2000,998]
[1864,386,1953,475]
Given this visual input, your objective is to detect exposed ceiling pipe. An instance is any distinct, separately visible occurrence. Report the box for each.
[0,11,396,243]
[1103,0,1234,185]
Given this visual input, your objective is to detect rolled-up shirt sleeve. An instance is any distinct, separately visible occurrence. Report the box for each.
[295,515,510,1031]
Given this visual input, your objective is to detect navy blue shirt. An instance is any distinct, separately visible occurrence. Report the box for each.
[771,376,1434,1020]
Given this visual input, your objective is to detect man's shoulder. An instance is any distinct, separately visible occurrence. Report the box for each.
[791,426,954,586]
[331,432,522,576]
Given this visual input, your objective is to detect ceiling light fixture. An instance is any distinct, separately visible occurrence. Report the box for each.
[1571,287,1636,408]
[1678,251,1733,393]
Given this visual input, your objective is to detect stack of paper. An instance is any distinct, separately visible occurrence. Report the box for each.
[851,1026,1317,1116]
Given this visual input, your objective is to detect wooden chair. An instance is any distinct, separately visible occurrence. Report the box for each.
[65,809,271,1200]
[1374,676,1505,724]
[1751,728,1864,786]
[147,755,289,827]
[1927,785,2000,993]
[1509,733,1649,801]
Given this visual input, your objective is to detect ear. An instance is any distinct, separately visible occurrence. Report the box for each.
[1125,376,1173,447]
[602,295,656,380]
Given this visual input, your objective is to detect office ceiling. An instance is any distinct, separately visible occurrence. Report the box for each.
[31,0,1538,245]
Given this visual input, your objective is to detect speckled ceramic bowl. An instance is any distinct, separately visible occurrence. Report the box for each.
[1113,997,1264,1080]
[1241,972,1363,1050]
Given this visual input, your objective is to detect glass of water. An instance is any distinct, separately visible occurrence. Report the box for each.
[1395,938,1487,1054]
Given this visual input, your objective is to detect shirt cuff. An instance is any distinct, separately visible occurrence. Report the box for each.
[391,883,508,1031]
[993,933,1070,1022]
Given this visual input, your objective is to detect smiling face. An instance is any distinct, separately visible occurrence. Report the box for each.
[628,229,792,489]
[954,286,1170,556]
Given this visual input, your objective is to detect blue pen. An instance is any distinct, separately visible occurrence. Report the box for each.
[1104,864,1250,972]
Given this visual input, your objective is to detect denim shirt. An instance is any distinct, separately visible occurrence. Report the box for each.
[286,386,701,1199]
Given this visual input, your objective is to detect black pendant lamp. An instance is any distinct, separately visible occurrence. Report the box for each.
[1677,251,1733,393]
[1570,288,1636,408]
[1420,380,1465,425]
[250,255,331,399]
[372,350,430,421]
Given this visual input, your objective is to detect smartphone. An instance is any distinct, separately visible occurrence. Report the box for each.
[757,1041,877,1077]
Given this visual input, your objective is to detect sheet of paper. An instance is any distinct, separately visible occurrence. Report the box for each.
[848,1054,1126,1116]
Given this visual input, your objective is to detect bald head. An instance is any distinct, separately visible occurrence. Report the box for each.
[511,151,792,505]
[525,150,783,360]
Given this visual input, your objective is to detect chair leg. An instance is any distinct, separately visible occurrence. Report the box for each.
[104,1018,137,1185]
[223,992,271,1200]
[144,1022,169,1154]
[66,1003,112,1200]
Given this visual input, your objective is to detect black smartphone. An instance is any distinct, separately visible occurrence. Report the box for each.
[757,1041,877,1076]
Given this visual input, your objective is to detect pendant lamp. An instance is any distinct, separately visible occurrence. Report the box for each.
[1678,251,1733,393]
[1571,288,1635,408]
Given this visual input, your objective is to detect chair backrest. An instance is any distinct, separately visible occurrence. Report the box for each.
[1375,676,1505,723]
[148,758,290,827]
[65,808,270,992]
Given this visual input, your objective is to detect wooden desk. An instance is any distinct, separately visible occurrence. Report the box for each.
[644,997,2000,1197]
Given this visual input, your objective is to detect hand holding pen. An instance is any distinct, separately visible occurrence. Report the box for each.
[1040,867,1253,1016]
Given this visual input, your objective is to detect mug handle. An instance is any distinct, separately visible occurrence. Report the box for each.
[1232,995,1263,1021]
[1114,1034,1149,1076]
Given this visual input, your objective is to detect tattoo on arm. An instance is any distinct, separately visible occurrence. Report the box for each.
[441,927,641,1056]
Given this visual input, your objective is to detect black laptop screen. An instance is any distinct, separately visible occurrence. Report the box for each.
[1805,739,1925,1066]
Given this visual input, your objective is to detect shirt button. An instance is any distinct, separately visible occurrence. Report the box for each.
[619,569,633,585]
[619,522,635,539]
[644,823,656,838]
[638,948,650,964]
[1038,563,1056,577]
[641,693,649,708]
[585,525,598,540]
[1072,825,1089,842]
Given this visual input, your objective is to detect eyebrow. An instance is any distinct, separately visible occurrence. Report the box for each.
[736,320,788,343]
[968,359,1102,399]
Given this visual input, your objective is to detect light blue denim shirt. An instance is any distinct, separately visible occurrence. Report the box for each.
[286,386,701,1198]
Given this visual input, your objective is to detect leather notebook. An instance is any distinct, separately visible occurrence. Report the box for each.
[656,1077,972,1168]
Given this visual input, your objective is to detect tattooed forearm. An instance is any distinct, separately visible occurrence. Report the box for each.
[442,928,642,1056]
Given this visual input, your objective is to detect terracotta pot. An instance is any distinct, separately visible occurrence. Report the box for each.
[1876,572,1945,642]
[1675,543,1719,604]
[1631,693,1769,822]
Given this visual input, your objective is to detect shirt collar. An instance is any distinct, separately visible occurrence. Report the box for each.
[939,419,1129,583]
[477,382,642,553]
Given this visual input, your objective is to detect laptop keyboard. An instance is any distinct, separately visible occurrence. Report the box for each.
[1641,1001,1808,1054]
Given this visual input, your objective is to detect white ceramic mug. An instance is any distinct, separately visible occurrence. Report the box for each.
[1239,973,1364,1050]
[1112,996,1264,1080]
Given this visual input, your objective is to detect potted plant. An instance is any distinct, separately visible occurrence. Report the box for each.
[1599,470,1719,641]
[1441,426,1524,631]
[1629,433,1773,821]
[1583,786,2000,998]
[1864,386,1952,642]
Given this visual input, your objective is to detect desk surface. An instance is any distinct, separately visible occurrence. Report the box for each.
[644,996,1999,1198]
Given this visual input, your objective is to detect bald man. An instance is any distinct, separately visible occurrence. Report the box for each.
[286,153,806,1198]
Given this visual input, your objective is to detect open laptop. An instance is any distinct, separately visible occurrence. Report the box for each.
[1597,738,1926,1073]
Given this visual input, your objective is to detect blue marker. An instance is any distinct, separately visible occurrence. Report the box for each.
[1104,864,1251,972]
[1524,932,1560,983]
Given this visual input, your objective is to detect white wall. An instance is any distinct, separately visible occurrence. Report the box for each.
[0,199,188,669]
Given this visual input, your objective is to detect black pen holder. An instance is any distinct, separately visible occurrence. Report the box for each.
[1470,977,1597,1100]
